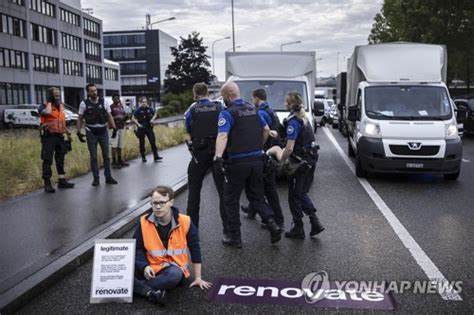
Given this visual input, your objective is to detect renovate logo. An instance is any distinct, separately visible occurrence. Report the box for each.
[95,287,129,295]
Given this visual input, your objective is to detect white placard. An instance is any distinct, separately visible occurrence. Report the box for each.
[90,239,136,303]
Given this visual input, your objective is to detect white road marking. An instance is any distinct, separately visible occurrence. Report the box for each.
[462,159,470,163]
[322,127,462,301]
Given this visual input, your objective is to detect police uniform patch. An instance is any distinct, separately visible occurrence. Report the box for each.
[287,125,294,135]
[218,118,226,127]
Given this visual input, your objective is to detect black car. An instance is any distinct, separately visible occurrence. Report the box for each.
[454,98,474,135]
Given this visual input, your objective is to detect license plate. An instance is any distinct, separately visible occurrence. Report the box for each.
[406,163,424,168]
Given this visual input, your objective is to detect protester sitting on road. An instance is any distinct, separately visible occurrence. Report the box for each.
[133,185,211,305]
[267,91,324,239]
[132,96,163,162]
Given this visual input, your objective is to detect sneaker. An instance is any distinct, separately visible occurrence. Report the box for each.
[147,289,166,305]
[92,177,100,186]
[105,177,118,184]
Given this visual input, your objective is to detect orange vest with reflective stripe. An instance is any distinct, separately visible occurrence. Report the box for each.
[140,213,192,278]
[40,103,67,134]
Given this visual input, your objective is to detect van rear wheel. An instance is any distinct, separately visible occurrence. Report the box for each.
[444,171,460,180]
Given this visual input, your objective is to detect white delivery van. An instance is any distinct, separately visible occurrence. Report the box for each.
[4,108,40,128]
[225,51,316,131]
[345,42,462,180]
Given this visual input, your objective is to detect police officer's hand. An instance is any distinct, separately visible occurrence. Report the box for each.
[266,146,281,157]
[144,266,155,280]
[213,156,225,173]
[111,128,117,139]
[269,130,278,138]
[76,132,86,143]
[137,123,143,128]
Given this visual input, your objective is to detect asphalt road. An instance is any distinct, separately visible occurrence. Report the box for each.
[16,128,474,314]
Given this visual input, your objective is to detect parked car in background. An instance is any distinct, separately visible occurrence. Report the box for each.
[454,98,474,135]
[64,109,79,126]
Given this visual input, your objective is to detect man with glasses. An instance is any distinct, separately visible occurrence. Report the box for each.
[133,185,212,305]
[76,83,118,186]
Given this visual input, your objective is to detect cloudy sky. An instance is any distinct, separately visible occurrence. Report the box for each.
[82,0,383,81]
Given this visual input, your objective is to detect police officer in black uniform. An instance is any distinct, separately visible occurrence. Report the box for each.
[241,88,285,229]
[77,83,118,186]
[184,83,226,229]
[267,91,324,239]
[132,96,163,162]
[214,81,282,248]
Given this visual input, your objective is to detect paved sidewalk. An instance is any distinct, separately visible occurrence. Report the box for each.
[0,143,190,311]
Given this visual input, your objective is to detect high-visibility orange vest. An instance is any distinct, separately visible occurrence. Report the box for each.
[40,103,67,134]
[140,213,192,278]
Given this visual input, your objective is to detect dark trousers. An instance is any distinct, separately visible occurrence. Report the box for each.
[134,265,183,297]
[224,158,275,240]
[41,135,66,180]
[288,163,316,222]
[137,127,158,158]
[86,130,111,179]
[186,148,226,232]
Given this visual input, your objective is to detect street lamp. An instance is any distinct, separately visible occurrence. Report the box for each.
[227,45,241,52]
[146,15,175,30]
[280,40,301,51]
[212,36,230,77]
[336,51,340,75]
[231,0,235,52]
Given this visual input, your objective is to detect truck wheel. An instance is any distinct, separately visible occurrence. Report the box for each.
[355,155,367,178]
[444,171,460,180]
[348,139,355,157]
[332,123,338,129]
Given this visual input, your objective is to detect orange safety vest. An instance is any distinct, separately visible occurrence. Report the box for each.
[140,213,192,278]
[40,102,67,134]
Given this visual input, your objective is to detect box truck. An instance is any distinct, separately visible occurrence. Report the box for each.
[225,51,316,131]
[345,42,462,179]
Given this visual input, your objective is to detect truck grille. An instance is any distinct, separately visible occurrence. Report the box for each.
[389,145,440,156]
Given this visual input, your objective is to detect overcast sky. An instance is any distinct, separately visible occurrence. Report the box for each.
[82,0,383,81]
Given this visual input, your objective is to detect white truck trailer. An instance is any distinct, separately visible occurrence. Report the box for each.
[345,42,462,179]
[225,51,316,131]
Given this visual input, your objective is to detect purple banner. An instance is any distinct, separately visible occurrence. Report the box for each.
[207,278,396,311]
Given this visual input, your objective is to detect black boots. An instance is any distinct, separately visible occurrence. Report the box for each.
[58,178,75,189]
[285,221,305,239]
[309,214,325,236]
[241,204,256,219]
[44,179,55,193]
[117,149,129,167]
[221,234,242,248]
[141,153,147,163]
[266,219,282,244]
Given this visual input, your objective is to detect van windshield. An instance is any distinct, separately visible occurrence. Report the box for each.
[365,86,452,120]
[235,80,308,111]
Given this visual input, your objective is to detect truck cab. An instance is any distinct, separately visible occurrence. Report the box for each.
[345,43,462,180]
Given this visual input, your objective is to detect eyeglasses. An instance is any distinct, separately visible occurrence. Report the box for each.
[151,200,170,207]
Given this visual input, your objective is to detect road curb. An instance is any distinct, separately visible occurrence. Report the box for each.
[0,176,188,314]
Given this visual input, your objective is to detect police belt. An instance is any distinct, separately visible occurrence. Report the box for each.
[191,137,216,150]
[227,154,264,164]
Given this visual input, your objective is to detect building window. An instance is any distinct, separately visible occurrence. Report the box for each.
[0,14,26,38]
[29,0,56,18]
[63,59,83,76]
[61,32,81,51]
[83,18,100,39]
[34,85,53,104]
[31,23,57,46]
[86,64,102,84]
[0,82,30,105]
[120,62,146,75]
[59,8,80,27]
[0,48,28,70]
[104,34,145,46]
[104,68,119,81]
[11,0,25,6]
[104,48,146,60]
[121,76,147,86]
[85,40,101,61]
[33,54,58,73]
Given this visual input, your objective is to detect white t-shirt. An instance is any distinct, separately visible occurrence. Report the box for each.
[78,98,111,115]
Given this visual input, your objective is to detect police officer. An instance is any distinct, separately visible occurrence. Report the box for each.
[132,96,163,163]
[241,89,285,229]
[185,83,226,230]
[76,83,118,186]
[109,94,129,169]
[214,81,282,248]
[267,92,324,239]
[38,87,75,193]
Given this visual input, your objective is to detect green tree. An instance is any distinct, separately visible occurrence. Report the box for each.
[164,32,212,94]
[368,0,474,91]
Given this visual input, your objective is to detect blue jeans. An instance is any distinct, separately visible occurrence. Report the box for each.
[86,129,111,179]
[134,265,184,297]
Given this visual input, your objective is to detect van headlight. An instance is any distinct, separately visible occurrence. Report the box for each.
[445,122,458,138]
[364,122,381,137]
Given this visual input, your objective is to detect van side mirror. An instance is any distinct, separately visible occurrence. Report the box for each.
[347,105,359,121]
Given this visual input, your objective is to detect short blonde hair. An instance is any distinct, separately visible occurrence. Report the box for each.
[285,92,307,124]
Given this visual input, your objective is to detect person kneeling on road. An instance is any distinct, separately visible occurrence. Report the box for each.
[134,185,211,305]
